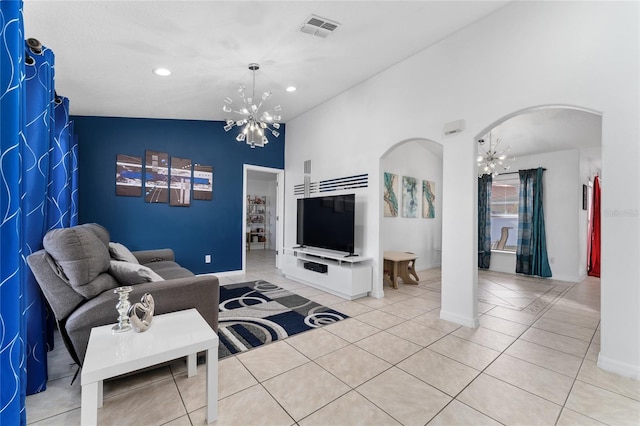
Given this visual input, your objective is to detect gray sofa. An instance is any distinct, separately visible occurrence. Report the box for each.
[27,223,219,366]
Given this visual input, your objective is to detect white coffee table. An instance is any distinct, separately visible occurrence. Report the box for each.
[81,309,218,425]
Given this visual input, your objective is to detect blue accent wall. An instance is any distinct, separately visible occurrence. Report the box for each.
[72,116,285,274]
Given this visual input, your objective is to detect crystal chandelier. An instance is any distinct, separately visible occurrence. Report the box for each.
[477,131,512,177]
[223,63,282,148]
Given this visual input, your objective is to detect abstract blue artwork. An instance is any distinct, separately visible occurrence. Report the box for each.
[402,176,418,218]
[422,180,436,218]
[384,172,399,217]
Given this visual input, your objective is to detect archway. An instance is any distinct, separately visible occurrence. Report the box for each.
[377,138,444,298]
[474,104,602,312]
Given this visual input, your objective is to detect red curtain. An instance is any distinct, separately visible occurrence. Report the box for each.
[588,176,601,277]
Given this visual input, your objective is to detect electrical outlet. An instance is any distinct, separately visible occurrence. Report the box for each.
[205,254,211,264]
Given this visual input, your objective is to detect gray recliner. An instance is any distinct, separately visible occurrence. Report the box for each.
[27,223,219,366]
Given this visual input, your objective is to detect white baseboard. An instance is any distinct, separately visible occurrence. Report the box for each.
[370,288,385,299]
[598,353,640,380]
[440,309,479,328]
[416,261,441,271]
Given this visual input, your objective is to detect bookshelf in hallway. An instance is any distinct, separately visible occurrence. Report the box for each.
[247,195,268,250]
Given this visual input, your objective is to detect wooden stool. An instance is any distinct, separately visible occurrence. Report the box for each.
[383,251,419,288]
[404,252,420,283]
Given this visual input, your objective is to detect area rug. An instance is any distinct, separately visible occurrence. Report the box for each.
[217,280,349,359]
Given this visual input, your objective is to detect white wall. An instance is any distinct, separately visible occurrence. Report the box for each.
[284,1,639,378]
[487,149,584,283]
[382,140,442,270]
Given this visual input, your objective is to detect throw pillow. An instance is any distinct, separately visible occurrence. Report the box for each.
[109,260,164,285]
[43,227,111,297]
[109,242,139,264]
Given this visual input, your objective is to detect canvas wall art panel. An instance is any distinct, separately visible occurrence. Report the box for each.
[383,172,399,217]
[115,154,142,196]
[144,150,169,203]
[193,164,213,200]
[402,176,418,218]
[169,157,192,207]
[422,180,436,219]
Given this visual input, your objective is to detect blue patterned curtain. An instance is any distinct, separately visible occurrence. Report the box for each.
[478,174,492,269]
[1,3,77,421]
[1,2,27,424]
[23,37,56,394]
[49,95,73,229]
[516,168,552,277]
[70,128,79,226]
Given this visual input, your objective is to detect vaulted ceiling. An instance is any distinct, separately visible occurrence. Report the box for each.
[23,1,601,160]
[23,1,507,121]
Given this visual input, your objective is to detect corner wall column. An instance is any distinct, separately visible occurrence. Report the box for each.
[440,134,479,328]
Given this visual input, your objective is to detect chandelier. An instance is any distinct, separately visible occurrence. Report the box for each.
[223,63,282,148]
[477,131,512,177]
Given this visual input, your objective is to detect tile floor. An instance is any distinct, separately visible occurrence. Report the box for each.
[26,250,640,425]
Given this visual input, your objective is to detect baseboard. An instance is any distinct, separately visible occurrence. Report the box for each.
[415,260,441,271]
[370,288,384,299]
[598,353,640,380]
[440,309,479,328]
[416,261,441,271]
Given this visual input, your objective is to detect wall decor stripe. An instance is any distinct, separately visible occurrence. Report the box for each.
[294,173,368,196]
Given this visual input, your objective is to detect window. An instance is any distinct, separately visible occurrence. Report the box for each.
[491,176,519,252]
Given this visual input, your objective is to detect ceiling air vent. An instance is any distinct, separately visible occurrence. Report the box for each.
[300,15,341,39]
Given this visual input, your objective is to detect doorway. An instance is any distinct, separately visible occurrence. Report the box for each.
[475,105,602,308]
[242,165,285,273]
[378,138,443,297]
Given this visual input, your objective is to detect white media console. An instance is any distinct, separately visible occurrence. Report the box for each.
[282,247,372,300]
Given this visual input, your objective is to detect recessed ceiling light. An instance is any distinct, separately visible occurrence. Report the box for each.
[153,67,171,77]
[286,86,297,92]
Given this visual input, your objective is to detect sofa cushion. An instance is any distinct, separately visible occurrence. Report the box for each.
[76,223,110,249]
[109,242,139,264]
[145,260,195,280]
[78,273,119,299]
[43,227,112,298]
[109,260,164,285]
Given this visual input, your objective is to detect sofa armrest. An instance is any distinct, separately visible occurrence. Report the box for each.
[132,248,175,264]
[65,274,219,365]
[27,250,86,321]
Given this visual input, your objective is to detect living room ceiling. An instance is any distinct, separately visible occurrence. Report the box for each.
[22,1,508,122]
[23,2,600,161]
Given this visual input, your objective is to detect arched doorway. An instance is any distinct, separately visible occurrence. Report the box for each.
[377,138,444,298]
[474,105,602,314]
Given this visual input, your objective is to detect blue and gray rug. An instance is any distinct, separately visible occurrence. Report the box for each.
[218,280,349,359]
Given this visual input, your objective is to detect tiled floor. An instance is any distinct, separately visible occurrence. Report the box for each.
[26,250,640,425]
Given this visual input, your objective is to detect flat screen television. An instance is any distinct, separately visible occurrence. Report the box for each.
[296,194,355,255]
